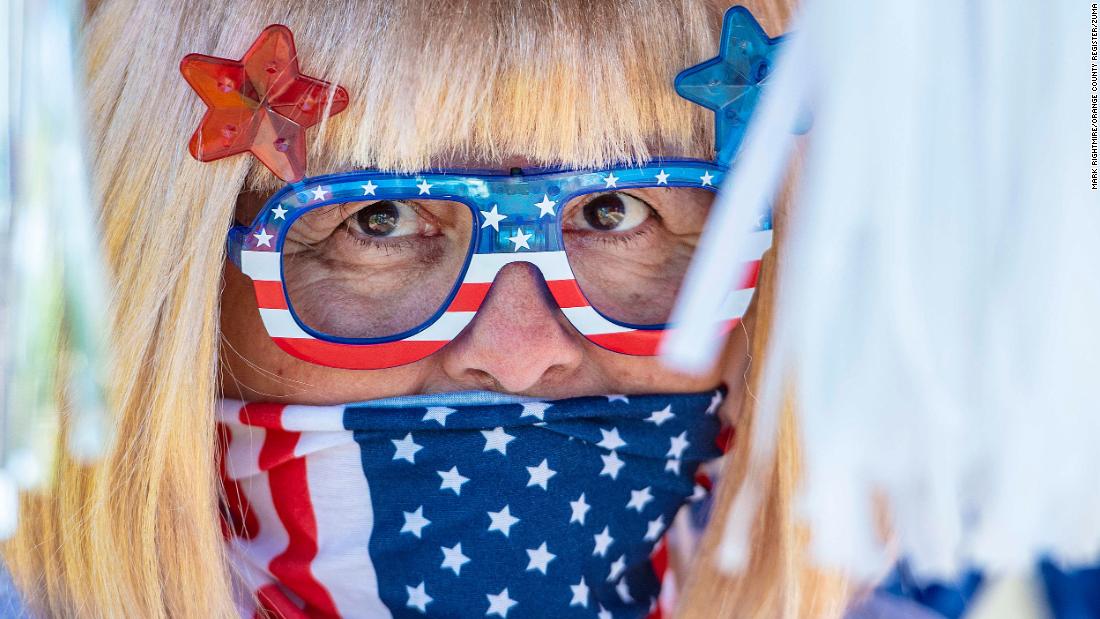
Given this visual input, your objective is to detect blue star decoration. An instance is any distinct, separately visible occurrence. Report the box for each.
[675,6,784,165]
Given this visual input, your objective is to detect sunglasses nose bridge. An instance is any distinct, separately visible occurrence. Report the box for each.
[468,251,572,307]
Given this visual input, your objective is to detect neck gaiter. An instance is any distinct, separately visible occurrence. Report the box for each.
[217,389,725,619]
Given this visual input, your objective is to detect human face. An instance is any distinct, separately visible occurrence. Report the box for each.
[218,157,755,418]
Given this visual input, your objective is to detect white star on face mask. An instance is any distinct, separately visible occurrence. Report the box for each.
[481,427,515,455]
[525,459,556,490]
[525,541,556,574]
[487,505,520,537]
[390,432,423,463]
[405,582,432,612]
[440,542,470,575]
[438,466,470,495]
[569,493,591,525]
[486,588,517,617]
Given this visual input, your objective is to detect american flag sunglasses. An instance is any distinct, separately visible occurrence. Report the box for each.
[227,161,772,369]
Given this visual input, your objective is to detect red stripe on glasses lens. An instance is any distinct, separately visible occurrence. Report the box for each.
[449,279,588,311]
[272,337,448,369]
[585,331,664,355]
[254,280,289,310]
[739,260,762,290]
[447,283,491,312]
[546,279,588,308]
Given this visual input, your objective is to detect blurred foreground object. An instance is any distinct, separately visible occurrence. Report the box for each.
[664,0,1100,581]
[0,0,112,538]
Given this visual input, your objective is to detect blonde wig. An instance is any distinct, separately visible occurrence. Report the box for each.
[2,0,848,617]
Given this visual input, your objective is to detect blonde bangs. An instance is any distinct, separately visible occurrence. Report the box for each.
[225,0,724,188]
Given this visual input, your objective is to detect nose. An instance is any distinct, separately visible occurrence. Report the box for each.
[439,262,585,393]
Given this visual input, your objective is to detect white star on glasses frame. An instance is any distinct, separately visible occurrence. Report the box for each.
[534,194,557,217]
[480,204,508,231]
[253,228,273,247]
[507,228,533,251]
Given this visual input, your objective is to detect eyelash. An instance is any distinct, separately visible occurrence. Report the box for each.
[569,220,657,249]
[340,226,419,255]
[336,200,439,254]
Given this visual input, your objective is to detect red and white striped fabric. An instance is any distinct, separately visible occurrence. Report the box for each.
[218,401,391,618]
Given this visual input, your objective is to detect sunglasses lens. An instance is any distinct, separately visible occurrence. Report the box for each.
[560,186,716,327]
[281,198,474,340]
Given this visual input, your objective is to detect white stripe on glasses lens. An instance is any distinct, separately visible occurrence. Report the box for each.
[240,250,574,283]
[465,252,574,283]
[258,309,475,341]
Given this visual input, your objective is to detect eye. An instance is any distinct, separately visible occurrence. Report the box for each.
[576,192,652,232]
[348,200,420,238]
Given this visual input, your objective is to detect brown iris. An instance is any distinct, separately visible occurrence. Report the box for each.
[583,194,628,230]
[357,201,400,236]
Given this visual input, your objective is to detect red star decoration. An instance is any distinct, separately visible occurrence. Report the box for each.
[180,24,349,183]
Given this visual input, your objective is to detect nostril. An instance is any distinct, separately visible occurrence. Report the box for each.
[464,368,503,392]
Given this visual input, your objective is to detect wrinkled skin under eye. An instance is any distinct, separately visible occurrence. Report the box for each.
[282,199,474,339]
[562,188,714,325]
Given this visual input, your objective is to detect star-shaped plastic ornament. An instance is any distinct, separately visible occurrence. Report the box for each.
[180,25,350,182]
[674,7,783,164]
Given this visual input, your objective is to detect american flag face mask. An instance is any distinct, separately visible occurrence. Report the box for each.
[185,8,782,370]
[217,389,726,618]
[227,164,773,369]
